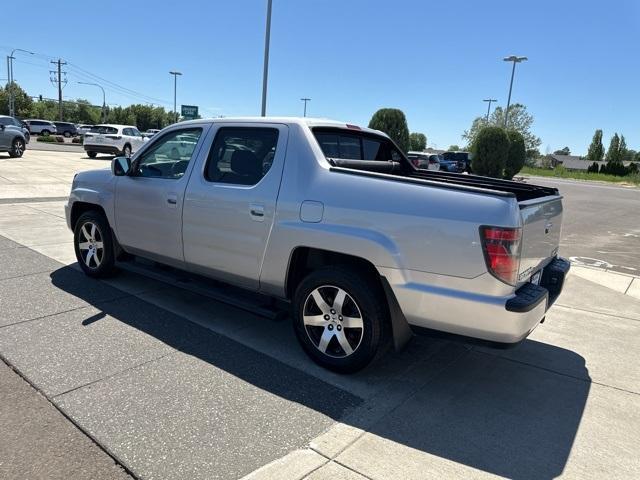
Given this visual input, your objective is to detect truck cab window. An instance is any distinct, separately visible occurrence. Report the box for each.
[205,127,279,186]
[133,128,202,179]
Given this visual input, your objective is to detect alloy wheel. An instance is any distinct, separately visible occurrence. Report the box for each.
[303,285,364,358]
[77,221,104,269]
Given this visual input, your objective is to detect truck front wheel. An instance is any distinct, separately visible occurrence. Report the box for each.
[293,266,387,373]
[73,211,117,278]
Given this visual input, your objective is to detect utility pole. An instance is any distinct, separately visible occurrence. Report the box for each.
[300,97,310,117]
[50,59,67,121]
[502,55,527,128]
[483,98,497,122]
[261,0,273,116]
[169,71,182,123]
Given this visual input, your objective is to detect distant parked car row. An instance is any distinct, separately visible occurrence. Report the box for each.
[406,150,472,173]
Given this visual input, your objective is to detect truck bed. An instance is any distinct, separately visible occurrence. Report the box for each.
[328,159,558,201]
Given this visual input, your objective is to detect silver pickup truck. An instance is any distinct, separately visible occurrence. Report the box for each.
[66,117,569,372]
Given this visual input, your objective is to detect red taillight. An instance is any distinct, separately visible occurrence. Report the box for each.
[480,226,521,285]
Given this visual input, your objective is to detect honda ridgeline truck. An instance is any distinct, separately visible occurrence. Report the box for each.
[66,117,569,372]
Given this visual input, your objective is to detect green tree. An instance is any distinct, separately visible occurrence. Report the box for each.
[553,146,571,156]
[462,104,541,152]
[618,135,628,161]
[606,133,621,163]
[368,108,410,152]
[586,129,604,161]
[471,126,509,178]
[0,82,33,117]
[409,132,427,151]
[447,144,460,151]
[505,130,526,179]
[623,149,637,162]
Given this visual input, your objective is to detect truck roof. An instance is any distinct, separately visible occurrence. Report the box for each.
[177,116,388,138]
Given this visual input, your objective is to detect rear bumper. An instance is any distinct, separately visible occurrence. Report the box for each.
[390,256,570,345]
[84,144,121,155]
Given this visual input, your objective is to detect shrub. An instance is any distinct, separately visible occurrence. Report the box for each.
[72,136,83,144]
[36,135,56,143]
[55,136,64,143]
[587,162,600,173]
[471,126,509,178]
[504,130,526,179]
[605,162,627,176]
[627,162,639,174]
[368,108,410,152]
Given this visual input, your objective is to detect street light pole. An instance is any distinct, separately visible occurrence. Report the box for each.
[169,71,182,123]
[261,0,273,116]
[482,98,497,122]
[502,55,527,128]
[300,97,310,117]
[78,81,106,122]
[8,48,35,116]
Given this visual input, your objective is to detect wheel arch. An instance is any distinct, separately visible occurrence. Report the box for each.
[70,202,108,231]
[285,246,413,351]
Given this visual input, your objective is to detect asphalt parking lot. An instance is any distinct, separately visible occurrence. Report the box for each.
[1,149,639,479]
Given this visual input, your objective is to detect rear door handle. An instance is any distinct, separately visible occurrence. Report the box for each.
[249,203,265,221]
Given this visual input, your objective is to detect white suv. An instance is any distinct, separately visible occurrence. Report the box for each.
[83,124,147,158]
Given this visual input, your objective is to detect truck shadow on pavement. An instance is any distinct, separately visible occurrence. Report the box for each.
[49,266,590,480]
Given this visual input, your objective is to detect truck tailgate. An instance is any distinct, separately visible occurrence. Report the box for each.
[518,195,563,285]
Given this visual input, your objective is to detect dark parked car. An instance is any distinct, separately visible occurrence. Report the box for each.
[0,115,27,157]
[441,151,472,173]
[54,122,78,137]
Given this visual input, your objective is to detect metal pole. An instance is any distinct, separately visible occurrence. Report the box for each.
[8,56,14,115]
[78,82,106,122]
[301,97,310,117]
[169,71,182,123]
[483,98,496,122]
[6,56,11,114]
[504,60,516,128]
[173,74,177,122]
[261,0,273,116]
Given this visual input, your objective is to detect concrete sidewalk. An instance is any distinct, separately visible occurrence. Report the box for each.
[0,360,132,480]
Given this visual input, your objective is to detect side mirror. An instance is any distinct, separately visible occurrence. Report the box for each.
[112,156,132,176]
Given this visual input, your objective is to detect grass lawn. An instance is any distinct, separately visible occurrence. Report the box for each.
[519,166,640,186]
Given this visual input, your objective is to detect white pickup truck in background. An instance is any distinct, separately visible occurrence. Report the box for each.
[66,117,569,372]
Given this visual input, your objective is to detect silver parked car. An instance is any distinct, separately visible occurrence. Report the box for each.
[24,119,57,135]
[66,117,569,372]
[0,115,27,157]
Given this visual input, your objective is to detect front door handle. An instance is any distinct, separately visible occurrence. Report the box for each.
[166,193,178,207]
[249,203,265,221]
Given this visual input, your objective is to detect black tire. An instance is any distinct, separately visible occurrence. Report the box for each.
[293,265,388,373]
[73,211,117,278]
[122,144,132,157]
[87,151,97,158]
[9,138,25,158]
[41,129,50,136]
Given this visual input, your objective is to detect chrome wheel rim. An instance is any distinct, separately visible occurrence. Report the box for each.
[78,222,104,269]
[14,141,24,156]
[303,285,364,358]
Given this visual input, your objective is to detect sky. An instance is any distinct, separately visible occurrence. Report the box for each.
[2,0,639,155]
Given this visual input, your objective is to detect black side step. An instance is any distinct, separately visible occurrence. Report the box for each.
[118,257,288,321]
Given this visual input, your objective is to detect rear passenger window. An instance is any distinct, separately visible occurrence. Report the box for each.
[313,129,400,162]
[205,127,279,186]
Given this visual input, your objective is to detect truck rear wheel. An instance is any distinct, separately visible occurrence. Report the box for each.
[73,211,117,278]
[87,151,97,158]
[293,266,387,373]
